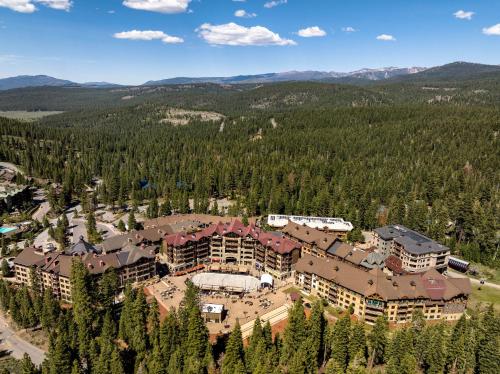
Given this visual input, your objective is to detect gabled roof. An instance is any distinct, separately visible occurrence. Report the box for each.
[65,236,99,256]
[13,247,46,267]
[281,222,337,250]
[296,254,470,302]
[257,232,301,255]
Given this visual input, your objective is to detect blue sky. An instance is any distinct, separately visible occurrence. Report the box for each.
[0,0,499,84]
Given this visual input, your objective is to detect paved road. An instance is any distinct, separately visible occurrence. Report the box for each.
[447,270,500,290]
[0,316,46,366]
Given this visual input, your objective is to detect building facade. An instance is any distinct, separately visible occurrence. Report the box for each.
[14,243,156,302]
[295,253,470,324]
[281,222,337,258]
[163,220,301,279]
[373,225,450,273]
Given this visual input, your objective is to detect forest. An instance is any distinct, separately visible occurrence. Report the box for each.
[0,89,498,266]
[0,262,498,374]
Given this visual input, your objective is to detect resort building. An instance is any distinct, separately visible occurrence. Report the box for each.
[373,225,450,273]
[267,214,353,240]
[162,219,301,279]
[14,241,156,302]
[281,222,337,258]
[295,253,470,324]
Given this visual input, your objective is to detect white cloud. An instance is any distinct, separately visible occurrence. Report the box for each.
[122,0,190,14]
[376,34,396,41]
[114,30,184,43]
[0,0,71,13]
[264,0,286,9]
[482,23,500,36]
[108,10,115,14]
[232,0,246,2]
[0,1,35,13]
[197,22,296,46]
[297,26,326,38]
[36,0,72,11]
[342,26,357,33]
[234,9,256,18]
[454,10,474,20]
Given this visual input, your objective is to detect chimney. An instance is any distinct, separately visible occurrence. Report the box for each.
[87,264,93,269]
[334,266,339,271]
[392,281,398,288]
[368,279,374,285]
[410,280,416,289]
[99,260,105,267]
[54,260,59,266]
[45,256,52,264]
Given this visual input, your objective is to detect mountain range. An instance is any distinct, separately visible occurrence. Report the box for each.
[1,62,499,90]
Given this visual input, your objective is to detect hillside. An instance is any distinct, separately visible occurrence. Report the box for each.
[386,62,500,82]
[0,75,75,90]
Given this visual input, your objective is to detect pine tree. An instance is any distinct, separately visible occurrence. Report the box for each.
[117,219,126,232]
[280,299,306,364]
[367,316,387,366]
[245,317,262,372]
[477,304,500,374]
[349,322,366,365]
[70,259,94,364]
[331,315,351,371]
[127,210,137,231]
[222,321,245,374]
[20,353,37,374]
[308,300,326,366]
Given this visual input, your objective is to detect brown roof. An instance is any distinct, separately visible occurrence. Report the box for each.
[100,224,173,252]
[16,244,156,278]
[281,222,337,250]
[295,253,470,302]
[13,247,46,267]
[327,241,368,265]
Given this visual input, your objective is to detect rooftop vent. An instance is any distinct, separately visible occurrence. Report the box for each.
[392,281,398,288]
[368,279,374,285]
[334,266,339,271]
[308,260,314,266]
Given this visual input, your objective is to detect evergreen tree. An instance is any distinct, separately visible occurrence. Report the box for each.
[222,321,245,374]
[280,299,306,364]
[330,315,351,371]
[367,316,388,366]
[117,219,126,232]
[127,210,137,231]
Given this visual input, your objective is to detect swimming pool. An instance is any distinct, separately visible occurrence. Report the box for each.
[0,227,16,234]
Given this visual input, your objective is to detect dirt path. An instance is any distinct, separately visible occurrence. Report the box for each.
[0,316,46,366]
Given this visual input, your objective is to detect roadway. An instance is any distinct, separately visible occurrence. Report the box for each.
[447,270,500,290]
[0,315,46,366]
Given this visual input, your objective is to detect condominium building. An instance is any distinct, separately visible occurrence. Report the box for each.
[281,222,337,258]
[373,225,450,273]
[295,254,470,324]
[14,242,156,302]
[163,219,301,279]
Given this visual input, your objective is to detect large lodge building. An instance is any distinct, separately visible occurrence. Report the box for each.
[163,219,301,279]
[13,213,470,323]
[14,236,156,302]
[295,254,470,324]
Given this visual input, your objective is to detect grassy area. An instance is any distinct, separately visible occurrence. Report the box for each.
[0,111,63,120]
[468,262,500,285]
[468,285,500,312]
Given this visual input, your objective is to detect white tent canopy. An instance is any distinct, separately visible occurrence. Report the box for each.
[260,273,273,287]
